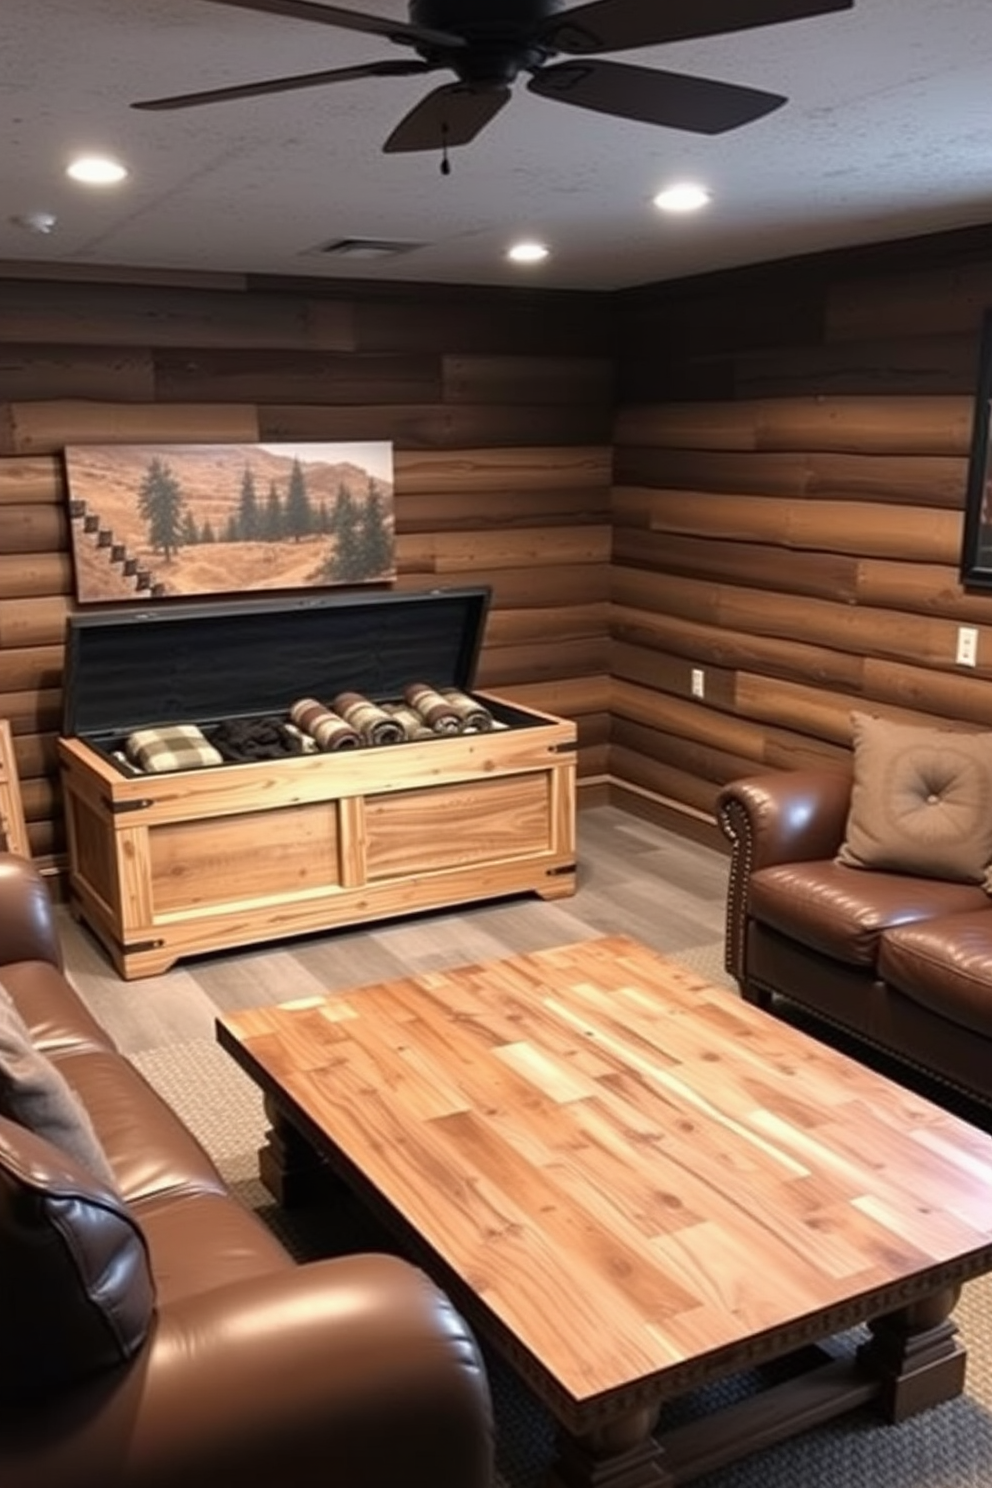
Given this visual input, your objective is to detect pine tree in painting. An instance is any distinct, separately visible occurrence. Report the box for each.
[331,483,357,536]
[329,487,364,580]
[320,478,394,583]
[357,482,394,578]
[238,464,260,540]
[263,480,283,540]
[284,457,313,541]
[137,457,186,560]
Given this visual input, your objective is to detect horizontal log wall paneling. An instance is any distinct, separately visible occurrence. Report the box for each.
[0,269,615,867]
[612,224,992,829]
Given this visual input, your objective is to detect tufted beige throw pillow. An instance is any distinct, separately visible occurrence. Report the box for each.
[836,711,992,884]
[0,991,118,1188]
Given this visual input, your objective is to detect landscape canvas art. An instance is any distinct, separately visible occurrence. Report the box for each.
[64,441,395,603]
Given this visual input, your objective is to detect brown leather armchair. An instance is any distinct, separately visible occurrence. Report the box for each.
[0,853,494,1488]
[717,769,992,1122]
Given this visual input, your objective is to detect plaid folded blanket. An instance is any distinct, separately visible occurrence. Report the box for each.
[125,724,224,774]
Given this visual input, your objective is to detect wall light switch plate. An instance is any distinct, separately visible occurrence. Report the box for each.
[691,668,705,698]
[956,626,979,667]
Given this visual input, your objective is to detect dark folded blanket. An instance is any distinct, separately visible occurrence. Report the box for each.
[206,716,310,763]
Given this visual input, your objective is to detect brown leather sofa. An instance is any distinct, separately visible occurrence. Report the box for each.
[717,769,992,1122]
[0,852,494,1488]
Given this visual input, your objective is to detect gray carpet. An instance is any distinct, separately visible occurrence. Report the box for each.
[128,941,992,1488]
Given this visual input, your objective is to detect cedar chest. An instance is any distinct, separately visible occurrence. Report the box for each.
[57,587,576,979]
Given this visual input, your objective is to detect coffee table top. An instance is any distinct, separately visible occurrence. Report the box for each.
[217,935,992,1417]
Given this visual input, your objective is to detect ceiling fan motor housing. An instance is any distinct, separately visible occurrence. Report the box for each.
[410,0,560,32]
[409,0,557,85]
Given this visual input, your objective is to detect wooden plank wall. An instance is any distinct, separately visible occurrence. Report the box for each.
[0,268,615,867]
[611,225,992,829]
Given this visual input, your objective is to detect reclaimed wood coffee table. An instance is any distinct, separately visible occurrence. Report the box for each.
[216,935,992,1487]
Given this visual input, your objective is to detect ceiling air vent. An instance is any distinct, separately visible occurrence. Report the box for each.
[306,237,425,260]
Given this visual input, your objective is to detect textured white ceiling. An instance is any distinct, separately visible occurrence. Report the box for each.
[3,0,992,291]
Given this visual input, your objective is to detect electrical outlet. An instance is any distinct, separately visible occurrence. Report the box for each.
[956,626,979,667]
[691,668,705,699]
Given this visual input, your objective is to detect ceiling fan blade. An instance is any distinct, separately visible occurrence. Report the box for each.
[529,60,785,134]
[383,83,511,154]
[133,58,432,111]
[198,0,465,51]
[541,0,854,54]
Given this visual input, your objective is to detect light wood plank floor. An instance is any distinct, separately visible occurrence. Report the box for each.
[57,805,731,1058]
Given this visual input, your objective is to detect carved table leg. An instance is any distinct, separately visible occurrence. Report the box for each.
[857,1283,966,1423]
[550,1406,670,1488]
[258,1093,332,1206]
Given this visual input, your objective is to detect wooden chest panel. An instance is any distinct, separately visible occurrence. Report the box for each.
[365,773,551,879]
[63,791,120,913]
[148,802,342,914]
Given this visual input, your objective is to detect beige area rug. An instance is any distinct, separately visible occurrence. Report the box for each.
[128,942,992,1488]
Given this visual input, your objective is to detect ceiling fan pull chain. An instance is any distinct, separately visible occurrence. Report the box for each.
[440,121,451,176]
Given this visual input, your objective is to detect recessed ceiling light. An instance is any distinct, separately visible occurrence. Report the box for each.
[507,240,549,265]
[66,155,129,186]
[653,183,711,214]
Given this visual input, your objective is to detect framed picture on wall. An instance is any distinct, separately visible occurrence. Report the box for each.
[960,310,992,590]
[63,441,395,603]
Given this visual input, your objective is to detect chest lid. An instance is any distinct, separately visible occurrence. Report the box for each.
[62,586,491,738]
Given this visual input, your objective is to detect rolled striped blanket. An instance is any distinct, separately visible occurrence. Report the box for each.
[403,681,462,735]
[383,702,435,742]
[289,697,361,752]
[440,688,494,733]
[331,691,405,746]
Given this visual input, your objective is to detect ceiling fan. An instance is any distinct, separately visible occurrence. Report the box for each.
[133,0,855,156]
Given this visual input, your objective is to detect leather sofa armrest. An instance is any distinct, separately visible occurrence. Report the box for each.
[0,854,63,972]
[2,1253,494,1488]
[716,769,852,986]
[717,770,853,869]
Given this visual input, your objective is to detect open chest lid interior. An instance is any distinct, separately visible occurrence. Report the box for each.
[62,586,492,739]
